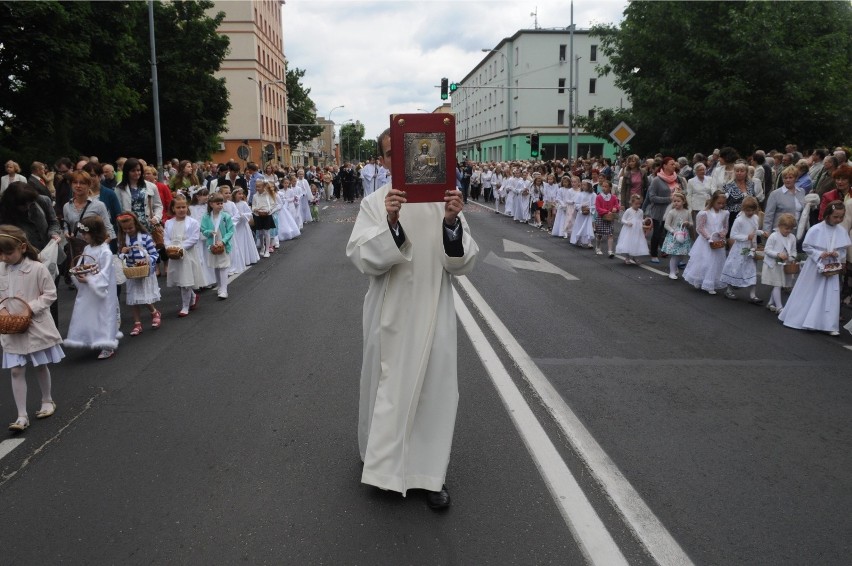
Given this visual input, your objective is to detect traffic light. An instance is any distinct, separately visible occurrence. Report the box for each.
[441,78,448,100]
[530,132,540,157]
[450,82,458,93]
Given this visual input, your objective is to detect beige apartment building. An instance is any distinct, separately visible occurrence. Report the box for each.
[209,0,289,166]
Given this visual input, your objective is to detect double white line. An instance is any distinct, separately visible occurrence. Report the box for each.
[454,275,693,566]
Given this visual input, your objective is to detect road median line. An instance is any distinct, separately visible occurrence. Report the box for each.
[456,275,694,566]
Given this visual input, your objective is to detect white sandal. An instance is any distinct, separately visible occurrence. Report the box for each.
[8,415,29,432]
[35,401,56,419]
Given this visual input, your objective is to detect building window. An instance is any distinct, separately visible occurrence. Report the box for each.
[558,78,566,94]
[559,44,567,61]
[588,109,596,120]
[557,109,565,125]
[514,46,518,65]
[590,44,598,62]
[514,79,518,99]
[589,78,597,94]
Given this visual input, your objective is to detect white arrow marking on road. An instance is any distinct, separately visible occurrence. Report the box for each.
[0,439,24,462]
[500,238,579,280]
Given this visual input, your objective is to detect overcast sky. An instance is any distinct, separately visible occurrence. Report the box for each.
[283,0,626,140]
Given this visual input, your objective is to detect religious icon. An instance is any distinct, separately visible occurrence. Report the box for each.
[404,133,446,185]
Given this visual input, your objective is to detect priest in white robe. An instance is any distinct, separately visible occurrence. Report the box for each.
[361,158,378,197]
[346,128,478,509]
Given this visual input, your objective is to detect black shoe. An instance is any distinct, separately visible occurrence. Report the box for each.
[426,485,451,510]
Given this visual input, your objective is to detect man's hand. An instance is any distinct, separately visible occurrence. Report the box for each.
[385,189,407,227]
[444,189,463,225]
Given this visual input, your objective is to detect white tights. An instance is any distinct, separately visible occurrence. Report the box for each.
[669,255,683,275]
[10,365,52,418]
[769,287,783,309]
[257,229,270,251]
[180,287,195,310]
[215,268,228,295]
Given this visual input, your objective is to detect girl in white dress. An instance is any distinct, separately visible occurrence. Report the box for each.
[551,176,571,238]
[780,201,851,335]
[252,181,278,259]
[616,194,650,264]
[0,226,64,432]
[199,193,234,300]
[295,170,312,225]
[542,174,558,232]
[231,188,261,265]
[563,176,582,238]
[65,216,122,359]
[512,171,531,223]
[288,174,304,229]
[116,212,161,336]
[682,190,730,294]
[220,186,251,274]
[189,188,216,288]
[660,192,693,279]
[274,181,301,243]
[721,197,764,302]
[503,171,516,218]
[570,180,595,248]
[164,195,204,317]
[760,213,797,313]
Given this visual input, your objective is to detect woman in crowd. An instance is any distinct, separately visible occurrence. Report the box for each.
[686,162,714,228]
[114,158,163,234]
[645,156,679,263]
[2,160,27,193]
[722,162,757,234]
[618,154,647,209]
[62,171,115,244]
[763,165,806,234]
[168,160,200,195]
[711,147,738,191]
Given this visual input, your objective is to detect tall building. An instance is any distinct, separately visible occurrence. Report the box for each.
[209,0,288,166]
[452,29,628,162]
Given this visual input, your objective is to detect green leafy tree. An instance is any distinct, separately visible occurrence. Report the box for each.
[287,67,323,148]
[0,1,143,163]
[574,106,635,153]
[340,121,365,163]
[0,0,230,165]
[84,0,230,162]
[592,1,852,156]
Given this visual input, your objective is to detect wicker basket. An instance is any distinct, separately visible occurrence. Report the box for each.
[602,212,615,222]
[122,245,150,279]
[709,240,726,249]
[581,205,590,216]
[783,262,800,275]
[210,241,225,255]
[821,263,844,277]
[166,246,184,260]
[0,297,32,334]
[69,254,100,276]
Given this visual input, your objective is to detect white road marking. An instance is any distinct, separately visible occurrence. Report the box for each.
[453,288,629,566]
[501,238,579,280]
[844,345,852,352]
[0,439,25,461]
[456,275,695,566]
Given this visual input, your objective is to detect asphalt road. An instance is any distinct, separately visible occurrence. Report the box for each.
[0,197,850,565]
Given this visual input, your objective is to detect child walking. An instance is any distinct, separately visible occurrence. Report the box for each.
[660,192,693,280]
[164,195,204,317]
[761,213,797,313]
[116,212,161,336]
[0,225,64,432]
[189,187,216,288]
[570,180,595,248]
[593,178,621,257]
[683,190,730,295]
[721,196,764,303]
[65,216,122,359]
[616,194,650,264]
[200,193,234,300]
[252,181,277,258]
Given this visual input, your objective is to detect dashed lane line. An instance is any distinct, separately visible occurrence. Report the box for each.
[454,288,629,566]
[456,275,694,566]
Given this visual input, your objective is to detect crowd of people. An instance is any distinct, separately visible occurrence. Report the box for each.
[0,154,330,432]
[454,145,852,338]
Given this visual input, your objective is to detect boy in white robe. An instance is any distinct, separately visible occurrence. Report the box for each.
[346,128,478,509]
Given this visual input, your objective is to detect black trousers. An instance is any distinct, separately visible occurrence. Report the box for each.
[650,218,666,257]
